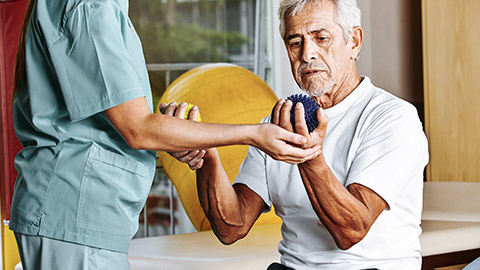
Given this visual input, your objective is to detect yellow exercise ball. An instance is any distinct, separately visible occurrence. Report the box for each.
[156,63,282,231]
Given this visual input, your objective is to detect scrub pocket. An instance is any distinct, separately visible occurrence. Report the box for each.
[77,143,150,235]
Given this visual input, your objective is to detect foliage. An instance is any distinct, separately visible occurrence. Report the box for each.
[129,0,252,105]
[137,23,249,63]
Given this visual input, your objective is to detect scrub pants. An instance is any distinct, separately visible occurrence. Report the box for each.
[14,233,129,270]
[464,256,480,270]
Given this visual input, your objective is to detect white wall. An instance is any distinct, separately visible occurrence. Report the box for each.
[270,0,423,104]
[358,0,423,103]
[270,0,303,99]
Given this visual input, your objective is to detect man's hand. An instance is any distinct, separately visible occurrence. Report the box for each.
[159,102,205,170]
[271,98,328,149]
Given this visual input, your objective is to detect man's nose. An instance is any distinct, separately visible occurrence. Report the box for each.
[301,38,317,63]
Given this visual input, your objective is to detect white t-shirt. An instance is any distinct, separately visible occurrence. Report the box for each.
[234,77,429,270]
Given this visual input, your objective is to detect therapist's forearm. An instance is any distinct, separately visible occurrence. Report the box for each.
[105,97,259,151]
[105,97,321,164]
[135,113,260,152]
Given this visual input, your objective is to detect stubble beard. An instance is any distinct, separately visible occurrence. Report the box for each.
[297,62,333,97]
[300,76,333,97]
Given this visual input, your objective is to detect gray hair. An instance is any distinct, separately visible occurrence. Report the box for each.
[278,0,361,43]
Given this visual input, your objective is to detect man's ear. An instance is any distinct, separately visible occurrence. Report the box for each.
[350,26,364,61]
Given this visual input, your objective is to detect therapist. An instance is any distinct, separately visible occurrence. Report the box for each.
[9,0,321,269]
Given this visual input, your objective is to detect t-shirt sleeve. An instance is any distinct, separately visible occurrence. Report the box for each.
[50,3,145,121]
[234,145,272,210]
[233,116,272,209]
[345,102,429,207]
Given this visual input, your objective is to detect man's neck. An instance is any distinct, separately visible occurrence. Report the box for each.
[313,71,362,109]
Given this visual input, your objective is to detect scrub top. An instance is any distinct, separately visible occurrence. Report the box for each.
[9,0,156,253]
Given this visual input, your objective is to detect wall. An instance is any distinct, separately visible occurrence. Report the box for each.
[270,0,303,99]
[358,0,423,104]
[422,0,480,182]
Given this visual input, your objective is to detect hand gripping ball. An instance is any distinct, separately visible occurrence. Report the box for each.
[161,102,202,122]
[184,103,202,122]
[287,94,319,133]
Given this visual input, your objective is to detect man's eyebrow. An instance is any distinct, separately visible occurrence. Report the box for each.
[287,33,302,40]
[286,29,329,40]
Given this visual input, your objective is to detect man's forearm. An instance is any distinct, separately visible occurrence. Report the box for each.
[196,149,248,244]
[298,155,380,250]
[196,149,268,244]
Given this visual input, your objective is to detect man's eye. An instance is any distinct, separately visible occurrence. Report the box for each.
[317,36,328,42]
[290,40,302,48]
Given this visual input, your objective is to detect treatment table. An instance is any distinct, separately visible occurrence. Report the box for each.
[127,182,480,270]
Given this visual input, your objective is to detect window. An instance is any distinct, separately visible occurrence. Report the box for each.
[130,0,272,107]
[130,0,273,237]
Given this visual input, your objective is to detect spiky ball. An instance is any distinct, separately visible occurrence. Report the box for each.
[286,94,319,132]
[161,102,202,122]
[184,103,202,122]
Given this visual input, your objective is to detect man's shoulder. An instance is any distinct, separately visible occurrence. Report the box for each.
[365,83,418,117]
[356,84,422,133]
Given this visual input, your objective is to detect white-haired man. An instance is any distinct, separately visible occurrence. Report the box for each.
[183,0,428,269]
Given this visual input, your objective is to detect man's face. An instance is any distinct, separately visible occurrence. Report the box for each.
[284,0,353,97]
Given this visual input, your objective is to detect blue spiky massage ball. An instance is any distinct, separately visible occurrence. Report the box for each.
[287,94,319,133]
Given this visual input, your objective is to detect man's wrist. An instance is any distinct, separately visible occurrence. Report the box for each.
[203,148,219,161]
[301,151,326,167]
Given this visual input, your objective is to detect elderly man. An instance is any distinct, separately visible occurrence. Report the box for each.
[183,0,428,269]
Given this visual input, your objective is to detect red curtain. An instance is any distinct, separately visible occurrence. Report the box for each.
[0,0,28,221]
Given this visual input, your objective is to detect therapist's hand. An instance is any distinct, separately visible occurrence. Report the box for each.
[159,102,206,170]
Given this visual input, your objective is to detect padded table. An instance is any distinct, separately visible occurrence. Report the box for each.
[125,182,480,269]
[128,223,281,270]
[420,182,480,268]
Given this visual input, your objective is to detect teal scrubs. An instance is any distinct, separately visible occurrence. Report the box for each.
[10,0,156,253]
